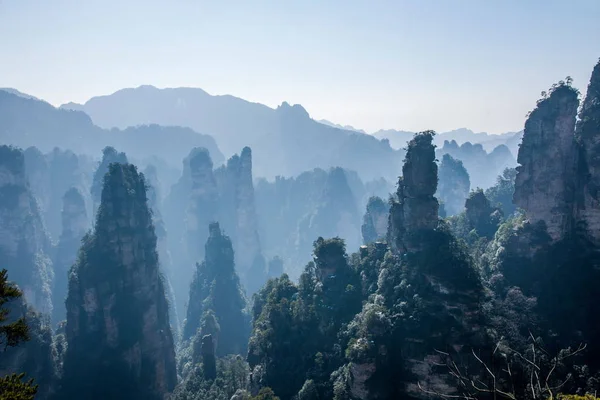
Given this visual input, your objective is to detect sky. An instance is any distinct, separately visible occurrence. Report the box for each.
[0,0,599,134]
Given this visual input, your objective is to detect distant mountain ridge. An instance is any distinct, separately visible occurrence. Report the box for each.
[0,90,224,167]
[60,85,402,181]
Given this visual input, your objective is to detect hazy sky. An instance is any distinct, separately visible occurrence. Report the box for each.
[1,0,599,134]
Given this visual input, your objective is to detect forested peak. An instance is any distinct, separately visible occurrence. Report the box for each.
[312,236,347,281]
[91,146,128,212]
[62,187,85,208]
[440,153,468,177]
[95,163,149,231]
[402,130,438,197]
[189,147,214,171]
[465,188,503,239]
[361,196,389,244]
[205,222,234,266]
[0,145,25,178]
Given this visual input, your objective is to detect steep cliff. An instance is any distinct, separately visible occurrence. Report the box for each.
[361,196,389,244]
[59,163,177,400]
[90,146,128,218]
[0,145,54,315]
[388,131,439,253]
[576,60,600,243]
[24,147,92,241]
[182,222,248,357]
[338,131,483,400]
[52,187,88,324]
[514,84,580,241]
[216,147,262,275]
[437,154,470,216]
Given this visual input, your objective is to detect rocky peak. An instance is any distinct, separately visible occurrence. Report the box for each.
[61,163,176,399]
[388,131,439,253]
[90,146,128,218]
[183,222,248,356]
[514,84,580,242]
[361,196,389,244]
[53,187,88,323]
[576,60,600,242]
[437,154,470,216]
[0,145,53,315]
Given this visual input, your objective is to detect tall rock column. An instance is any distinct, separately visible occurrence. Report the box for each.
[0,145,53,315]
[514,85,580,241]
[52,187,88,324]
[231,147,262,273]
[388,131,439,253]
[90,146,128,220]
[576,60,600,243]
[60,163,176,400]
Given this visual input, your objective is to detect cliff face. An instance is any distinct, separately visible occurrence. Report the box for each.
[217,147,262,274]
[514,85,580,241]
[577,61,600,242]
[182,222,248,356]
[24,147,92,241]
[0,145,53,315]
[388,132,439,253]
[52,187,88,324]
[90,146,128,218]
[437,154,470,216]
[515,65,600,247]
[185,148,219,267]
[361,196,389,244]
[61,163,176,400]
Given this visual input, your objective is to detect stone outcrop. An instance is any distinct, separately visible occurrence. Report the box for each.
[60,163,176,399]
[361,196,388,244]
[90,146,128,219]
[0,145,54,315]
[514,84,580,241]
[515,63,600,247]
[182,222,248,356]
[388,131,439,253]
[185,148,219,269]
[201,334,217,381]
[52,187,88,324]
[437,154,470,216]
[216,147,262,274]
[576,60,600,243]
[24,147,92,241]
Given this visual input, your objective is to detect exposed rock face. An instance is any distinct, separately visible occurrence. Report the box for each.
[144,165,180,337]
[182,222,248,356]
[201,334,217,381]
[52,187,88,324]
[24,147,92,241]
[185,148,219,269]
[217,147,262,274]
[361,196,389,244]
[514,85,579,241]
[61,163,176,399]
[437,154,470,216]
[577,60,600,243]
[90,146,128,219]
[0,145,53,315]
[388,132,439,253]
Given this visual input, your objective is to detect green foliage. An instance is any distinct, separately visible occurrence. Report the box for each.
[0,373,37,400]
[172,355,250,400]
[0,270,29,349]
[485,167,517,217]
[251,388,280,400]
[183,222,249,356]
[0,270,38,399]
